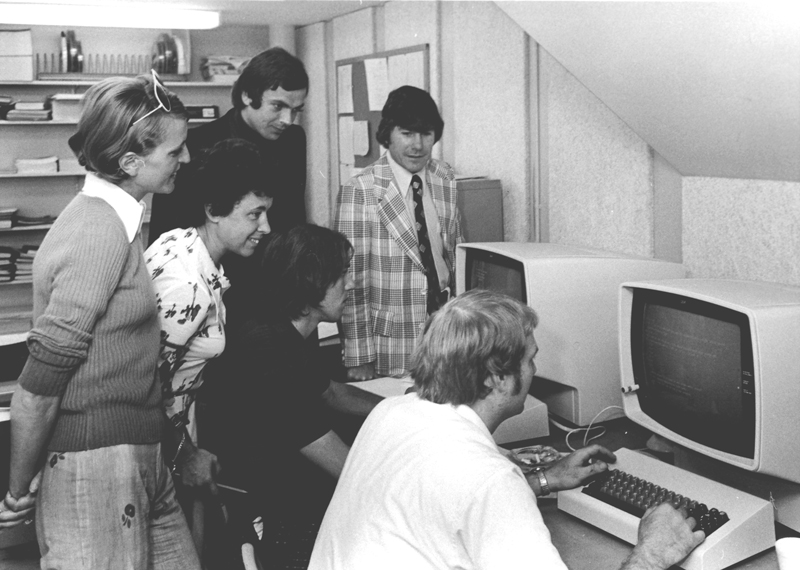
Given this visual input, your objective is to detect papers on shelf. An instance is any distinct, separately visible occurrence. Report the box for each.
[14,156,58,174]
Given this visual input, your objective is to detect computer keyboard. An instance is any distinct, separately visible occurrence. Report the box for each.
[557,448,775,570]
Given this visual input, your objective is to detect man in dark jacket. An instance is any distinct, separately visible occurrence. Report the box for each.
[149,47,309,242]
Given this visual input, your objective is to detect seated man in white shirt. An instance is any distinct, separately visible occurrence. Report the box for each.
[308,289,705,570]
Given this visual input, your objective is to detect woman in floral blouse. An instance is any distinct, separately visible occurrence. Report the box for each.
[144,138,272,556]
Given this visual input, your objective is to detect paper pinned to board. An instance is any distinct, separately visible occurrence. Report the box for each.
[337,64,354,114]
[364,57,389,111]
[353,120,370,156]
[338,115,354,162]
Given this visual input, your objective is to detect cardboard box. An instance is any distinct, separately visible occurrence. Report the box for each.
[0,29,33,81]
[0,55,33,81]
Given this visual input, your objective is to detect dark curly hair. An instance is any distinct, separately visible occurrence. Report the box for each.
[184,139,270,227]
[376,85,444,149]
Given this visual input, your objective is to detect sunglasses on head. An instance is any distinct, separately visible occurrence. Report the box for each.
[130,69,172,128]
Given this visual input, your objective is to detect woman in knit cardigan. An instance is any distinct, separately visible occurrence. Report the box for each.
[0,73,202,569]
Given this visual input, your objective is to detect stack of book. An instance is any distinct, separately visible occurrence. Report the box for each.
[6,99,51,122]
[14,246,36,283]
[0,207,18,229]
[0,245,37,284]
[14,156,59,174]
[14,213,56,227]
[0,246,20,283]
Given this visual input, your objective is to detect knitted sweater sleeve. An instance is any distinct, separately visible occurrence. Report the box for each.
[19,206,131,397]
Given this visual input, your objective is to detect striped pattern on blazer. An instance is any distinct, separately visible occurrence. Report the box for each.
[335,154,463,376]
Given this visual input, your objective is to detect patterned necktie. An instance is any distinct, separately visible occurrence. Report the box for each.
[411,174,441,314]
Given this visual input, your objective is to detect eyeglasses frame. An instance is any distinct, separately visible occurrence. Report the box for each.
[130,69,172,128]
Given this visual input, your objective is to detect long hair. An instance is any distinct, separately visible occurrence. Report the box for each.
[411,289,538,405]
[68,74,188,185]
[255,224,353,321]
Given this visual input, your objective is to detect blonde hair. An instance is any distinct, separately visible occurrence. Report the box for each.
[411,289,538,405]
[68,74,188,184]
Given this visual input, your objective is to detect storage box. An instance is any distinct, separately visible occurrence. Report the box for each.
[50,93,83,122]
[0,29,33,81]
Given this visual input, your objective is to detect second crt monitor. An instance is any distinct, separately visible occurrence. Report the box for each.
[456,242,685,426]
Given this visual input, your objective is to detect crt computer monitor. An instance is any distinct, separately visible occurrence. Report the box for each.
[620,278,800,488]
[456,242,686,426]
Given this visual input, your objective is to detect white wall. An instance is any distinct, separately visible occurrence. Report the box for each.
[443,2,532,242]
[297,22,331,226]
[683,177,800,284]
[539,47,655,257]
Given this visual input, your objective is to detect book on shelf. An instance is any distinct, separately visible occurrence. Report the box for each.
[14,156,59,174]
[14,100,51,111]
[14,214,57,226]
[5,109,51,121]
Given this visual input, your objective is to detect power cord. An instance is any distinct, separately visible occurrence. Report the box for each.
[548,405,625,451]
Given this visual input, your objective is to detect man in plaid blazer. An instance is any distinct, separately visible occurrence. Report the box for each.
[335,86,463,380]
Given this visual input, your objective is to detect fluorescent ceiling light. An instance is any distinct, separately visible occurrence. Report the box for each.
[0,3,220,29]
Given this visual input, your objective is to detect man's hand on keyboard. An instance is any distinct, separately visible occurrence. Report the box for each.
[622,502,706,570]
[541,444,616,493]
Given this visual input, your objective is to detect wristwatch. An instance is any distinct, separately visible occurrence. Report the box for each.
[536,468,551,497]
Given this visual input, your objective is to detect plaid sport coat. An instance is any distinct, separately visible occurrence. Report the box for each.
[335,155,463,376]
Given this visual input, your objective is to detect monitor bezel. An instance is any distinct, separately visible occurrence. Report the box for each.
[629,287,756,460]
[621,281,761,472]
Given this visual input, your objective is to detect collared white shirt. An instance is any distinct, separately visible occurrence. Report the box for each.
[386,151,450,291]
[80,172,146,243]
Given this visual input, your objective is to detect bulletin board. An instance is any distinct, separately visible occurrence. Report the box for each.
[335,44,429,186]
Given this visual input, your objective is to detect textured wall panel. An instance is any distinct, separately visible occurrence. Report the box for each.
[683,177,800,285]
[450,2,530,242]
[540,49,654,257]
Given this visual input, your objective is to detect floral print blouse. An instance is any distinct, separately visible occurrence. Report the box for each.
[145,227,230,440]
